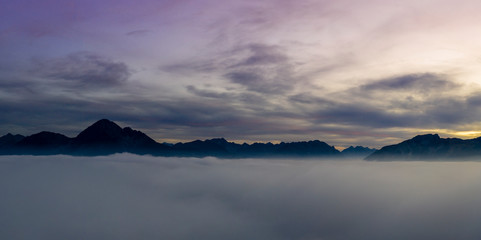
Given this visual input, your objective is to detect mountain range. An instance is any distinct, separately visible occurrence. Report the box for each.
[366,133,481,160]
[6,119,479,160]
[0,119,371,158]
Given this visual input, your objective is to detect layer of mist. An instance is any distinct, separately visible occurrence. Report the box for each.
[1,155,481,240]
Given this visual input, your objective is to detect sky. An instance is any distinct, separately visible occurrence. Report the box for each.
[3,155,481,240]
[2,0,481,148]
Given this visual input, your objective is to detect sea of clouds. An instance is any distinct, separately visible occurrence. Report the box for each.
[1,154,481,240]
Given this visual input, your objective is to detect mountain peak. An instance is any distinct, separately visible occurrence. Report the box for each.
[90,119,121,129]
[341,146,377,158]
[411,133,440,140]
[75,119,123,144]
[365,133,472,160]
[407,134,441,146]
[0,133,25,147]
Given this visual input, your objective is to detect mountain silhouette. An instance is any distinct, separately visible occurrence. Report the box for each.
[0,133,24,147]
[0,119,344,158]
[6,120,481,160]
[276,140,339,156]
[365,134,481,160]
[341,146,377,158]
[171,138,341,158]
[72,119,169,155]
[14,131,72,155]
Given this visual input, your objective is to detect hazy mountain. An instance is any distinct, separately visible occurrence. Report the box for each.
[0,133,24,147]
[365,134,481,160]
[341,146,377,158]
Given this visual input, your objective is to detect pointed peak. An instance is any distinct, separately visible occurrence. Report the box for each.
[81,119,123,133]
[75,119,123,143]
[90,119,120,127]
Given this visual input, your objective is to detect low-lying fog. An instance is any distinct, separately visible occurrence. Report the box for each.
[1,154,481,240]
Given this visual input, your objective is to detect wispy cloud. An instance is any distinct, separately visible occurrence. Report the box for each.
[32,52,131,87]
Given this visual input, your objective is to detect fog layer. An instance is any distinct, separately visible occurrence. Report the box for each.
[1,155,481,240]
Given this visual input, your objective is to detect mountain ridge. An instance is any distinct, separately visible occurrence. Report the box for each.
[0,119,347,158]
[4,120,481,160]
[365,133,481,160]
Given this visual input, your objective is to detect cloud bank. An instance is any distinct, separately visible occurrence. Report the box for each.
[2,155,481,240]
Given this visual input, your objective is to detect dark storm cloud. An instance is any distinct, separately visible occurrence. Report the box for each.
[360,73,458,92]
[32,52,130,87]
[2,155,481,240]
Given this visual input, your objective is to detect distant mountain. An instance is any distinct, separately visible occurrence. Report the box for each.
[14,131,72,155]
[365,134,481,160]
[276,140,339,157]
[0,119,341,158]
[172,138,235,157]
[0,133,24,147]
[172,139,341,158]
[341,146,377,158]
[8,120,481,160]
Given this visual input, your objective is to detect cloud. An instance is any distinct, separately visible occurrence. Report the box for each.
[2,155,481,240]
[229,43,289,67]
[160,43,297,95]
[360,73,458,92]
[289,93,335,105]
[224,71,293,94]
[304,96,481,130]
[126,29,151,36]
[286,73,480,132]
[32,52,131,87]
[222,44,296,94]
[309,104,418,128]
[186,85,230,99]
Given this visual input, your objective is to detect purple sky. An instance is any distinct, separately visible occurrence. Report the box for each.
[2,0,481,148]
